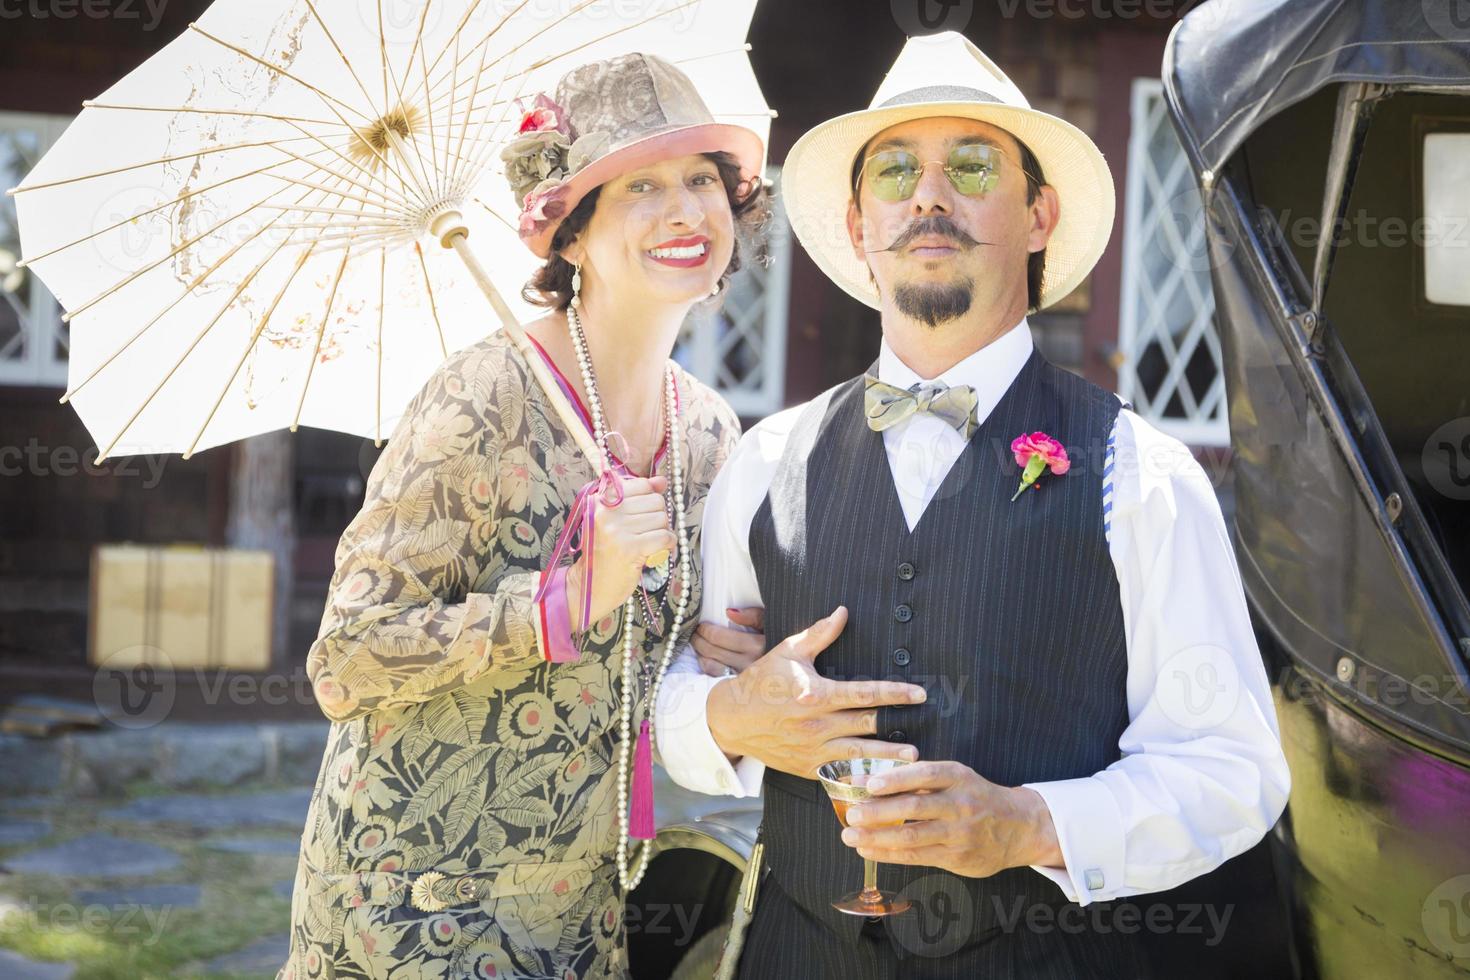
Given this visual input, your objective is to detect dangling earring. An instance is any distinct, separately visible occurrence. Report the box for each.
[570,262,583,309]
[709,279,721,298]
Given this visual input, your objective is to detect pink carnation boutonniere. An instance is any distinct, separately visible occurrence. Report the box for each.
[1010,431,1070,500]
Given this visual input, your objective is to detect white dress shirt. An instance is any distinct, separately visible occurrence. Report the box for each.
[654,316,1291,907]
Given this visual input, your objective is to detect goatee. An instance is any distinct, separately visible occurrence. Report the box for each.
[893,279,974,328]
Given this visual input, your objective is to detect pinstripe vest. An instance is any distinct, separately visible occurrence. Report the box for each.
[748,347,1132,958]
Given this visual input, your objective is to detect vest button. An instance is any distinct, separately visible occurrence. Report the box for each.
[888,729,907,742]
[892,648,911,667]
[894,603,913,623]
[897,561,916,581]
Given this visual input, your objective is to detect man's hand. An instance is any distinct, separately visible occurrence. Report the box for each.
[705,605,928,778]
[839,761,1065,877]
[691,607,765,676]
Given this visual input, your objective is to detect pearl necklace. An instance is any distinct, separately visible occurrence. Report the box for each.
[566,300,690,892]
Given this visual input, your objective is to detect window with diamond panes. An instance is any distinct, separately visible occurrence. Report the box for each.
[1117,80,1227,447]
[673,166,791,417]
[0,112,70,388]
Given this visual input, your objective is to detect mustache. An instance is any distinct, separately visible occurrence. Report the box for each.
[867,216,992,253]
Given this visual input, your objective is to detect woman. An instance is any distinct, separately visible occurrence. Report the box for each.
[278,52,767,980]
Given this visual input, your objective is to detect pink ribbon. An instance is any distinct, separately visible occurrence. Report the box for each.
[533,459,626,642]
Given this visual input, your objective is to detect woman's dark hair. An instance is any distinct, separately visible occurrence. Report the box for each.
[849,130,1049,313]
[522,150,770,311]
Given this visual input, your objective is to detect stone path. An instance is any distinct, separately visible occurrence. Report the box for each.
[102,788,311,830]
[0,756,756,977]
[203,836,302,856]
[0,787,315,978]
[197,932,291,975]
[0,832,182,878]
[0,819,51,846]
[0,948,76,980]
[73,883,202,909]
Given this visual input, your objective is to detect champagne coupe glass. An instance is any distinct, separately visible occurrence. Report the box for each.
[816,757,912,916]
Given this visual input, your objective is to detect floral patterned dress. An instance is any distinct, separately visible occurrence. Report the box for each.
[276,328,740,980]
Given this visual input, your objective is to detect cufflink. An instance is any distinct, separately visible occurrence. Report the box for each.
[1084,868,1106,892]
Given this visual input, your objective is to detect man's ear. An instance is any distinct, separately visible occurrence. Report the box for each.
[846,198,866,262]
[1027,184,1061,254]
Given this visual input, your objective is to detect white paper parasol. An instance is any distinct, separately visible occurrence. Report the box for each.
[7,0,770,460]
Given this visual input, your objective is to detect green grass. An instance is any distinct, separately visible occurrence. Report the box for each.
[0,784,300,980]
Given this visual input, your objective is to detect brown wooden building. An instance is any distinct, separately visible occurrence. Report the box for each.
[1,0,1218,715]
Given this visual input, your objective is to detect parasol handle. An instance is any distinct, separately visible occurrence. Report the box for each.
[432,210,605,470]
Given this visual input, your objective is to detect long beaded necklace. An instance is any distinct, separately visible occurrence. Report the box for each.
[566,289,690,893]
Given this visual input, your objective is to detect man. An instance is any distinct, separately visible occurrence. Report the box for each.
[654,32,1290,978]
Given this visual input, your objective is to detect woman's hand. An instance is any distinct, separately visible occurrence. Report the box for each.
[692,606,766,676]
[567,474,675,630]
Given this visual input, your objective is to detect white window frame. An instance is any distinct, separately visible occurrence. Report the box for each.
[0,110,71,389]
[677,165,791,417]
[1117,78,1229,447]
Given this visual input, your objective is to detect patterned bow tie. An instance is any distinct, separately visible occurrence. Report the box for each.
[863,374,980,441]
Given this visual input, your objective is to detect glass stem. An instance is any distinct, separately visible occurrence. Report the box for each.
[860,858,881,903]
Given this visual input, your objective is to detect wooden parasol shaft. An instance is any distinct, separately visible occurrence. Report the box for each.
[430,208,605,469]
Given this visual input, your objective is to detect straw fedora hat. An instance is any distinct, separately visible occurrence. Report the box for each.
[781,31,1115,311]
[502,52,766,258]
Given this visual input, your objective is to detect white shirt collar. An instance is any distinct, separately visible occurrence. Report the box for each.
[876,316,1035,425]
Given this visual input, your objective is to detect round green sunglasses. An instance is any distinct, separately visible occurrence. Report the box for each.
[857,143,1040,202]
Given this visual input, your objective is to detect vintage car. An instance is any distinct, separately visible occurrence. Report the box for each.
[1165,0,1470,976]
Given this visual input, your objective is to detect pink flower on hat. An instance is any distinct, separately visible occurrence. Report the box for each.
[517,180,572,238]
[1009,430,1070,500]
[517,93,568,136]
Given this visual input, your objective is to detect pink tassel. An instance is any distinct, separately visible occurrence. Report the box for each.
[629,718,655,840]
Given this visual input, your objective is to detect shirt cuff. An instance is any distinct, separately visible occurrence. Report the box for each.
[535,564,580,662]
[1020,776,1125,906]
[655,672,763,798]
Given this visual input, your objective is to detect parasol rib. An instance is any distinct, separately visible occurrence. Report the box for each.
[62,186,302,323]
[528,0,701,71]
[6,133,337,196]
[423,0,704,122]
[183,243,318,458]
[419,26,443,205]
[444,37,524,209]
[376,247,385,446]
[450,14,496,202]
[268,133,414,212]
[439,26,462,204]
[419,0,603,119]
[96,226,304,461]
[61,178,348,403]
[17,143,355,268]
[302,0,388,123]
[81,101,343,128]
[291,246,354,432]
[187,22,376,124]
[448,61,532,208]
[413,240,450,361]
[372,0,439,206]
[399,0,531,111]
[189,22,433,208]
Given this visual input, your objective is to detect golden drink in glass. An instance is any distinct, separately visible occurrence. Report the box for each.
[816,758,912,916]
